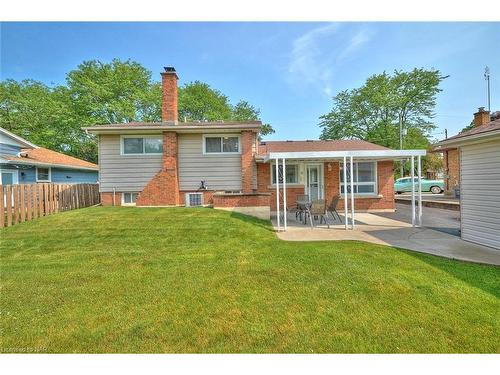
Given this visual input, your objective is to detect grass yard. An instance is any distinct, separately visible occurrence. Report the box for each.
[1,207,499,353]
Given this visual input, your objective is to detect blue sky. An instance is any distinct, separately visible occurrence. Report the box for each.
[1,22,499,141]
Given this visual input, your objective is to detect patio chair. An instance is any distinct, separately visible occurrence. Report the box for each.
[295,194,309,221]
[327,195,342,223]
[304,199,329,229]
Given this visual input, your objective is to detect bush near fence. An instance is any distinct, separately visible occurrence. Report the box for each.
[1,183,100,227]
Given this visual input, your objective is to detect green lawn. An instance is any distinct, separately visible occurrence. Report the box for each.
[1,207,499,353]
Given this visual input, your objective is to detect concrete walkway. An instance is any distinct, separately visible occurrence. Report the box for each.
[273,212,500,266]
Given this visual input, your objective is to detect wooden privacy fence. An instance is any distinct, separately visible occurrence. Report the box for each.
[1,183,100,228]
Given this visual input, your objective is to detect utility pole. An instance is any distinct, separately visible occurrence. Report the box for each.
[485,66,491,112]
[399,113,404,177]
[445,129,448,139]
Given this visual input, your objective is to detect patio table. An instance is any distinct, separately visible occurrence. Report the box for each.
[296,200,311,224]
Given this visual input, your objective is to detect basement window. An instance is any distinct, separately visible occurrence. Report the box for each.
[185,193,203,207]
[122,192,139,205]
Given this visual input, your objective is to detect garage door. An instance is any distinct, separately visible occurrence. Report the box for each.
[460,139,500,249]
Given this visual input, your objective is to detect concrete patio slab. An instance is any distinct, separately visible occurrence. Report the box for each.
[272,212,500,266]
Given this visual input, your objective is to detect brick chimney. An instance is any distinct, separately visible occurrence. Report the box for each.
[473,107,490,127]
[161,66,178,123]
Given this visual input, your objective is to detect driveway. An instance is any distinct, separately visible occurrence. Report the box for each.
[273,206,500,265]
[373,202,460,236]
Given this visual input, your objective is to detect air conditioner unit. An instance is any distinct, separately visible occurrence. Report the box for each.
[185,192,203,207]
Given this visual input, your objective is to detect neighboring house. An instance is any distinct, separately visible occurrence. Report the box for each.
[0,127,99,185]
[433,108,500,195]
[434,111,500,250]
[84,66,418,218]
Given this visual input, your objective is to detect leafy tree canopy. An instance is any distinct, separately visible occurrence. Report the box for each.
[0,59,273,162]
[319,68,448,176]
[319,68,447,149]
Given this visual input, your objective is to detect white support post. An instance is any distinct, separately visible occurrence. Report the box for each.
[343,156,348,230]
[275,158,280,231]
[418,155,422,227]
[411,156,415,227]
[350,156,355,230]
[282,158,287,231]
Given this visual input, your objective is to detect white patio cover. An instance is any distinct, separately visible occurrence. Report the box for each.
[267,149,427,231]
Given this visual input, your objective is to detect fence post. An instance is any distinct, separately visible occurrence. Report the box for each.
[6,185,12,227]
[0,185,5,228]
[13,184,19,225]
[51,184,56,214]
[26,184,32,221]
[20,184,26,222]
[38,184,44,217]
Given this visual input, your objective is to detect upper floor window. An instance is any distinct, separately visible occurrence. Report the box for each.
[340,161,377,195]
[203,135,240,154]
[121,136,163,155]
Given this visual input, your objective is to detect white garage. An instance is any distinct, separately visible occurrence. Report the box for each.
[435,112,500,250]
[460,139,500,249]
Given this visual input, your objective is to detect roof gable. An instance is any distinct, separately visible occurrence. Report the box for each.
[0,127,38,149]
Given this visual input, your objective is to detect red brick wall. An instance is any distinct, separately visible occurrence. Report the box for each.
[136,132,180,206]
[161,71,178,122]
[443,148,460,192]
[101,192,122,206]
[256,160,395,211]
[241,131,255,193]
[213,193,270,208]
[256,163,305,211]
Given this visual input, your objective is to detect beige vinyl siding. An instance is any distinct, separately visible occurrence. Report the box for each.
[178,133,242,191]
[98,134,162,192]
[460,139,500,249]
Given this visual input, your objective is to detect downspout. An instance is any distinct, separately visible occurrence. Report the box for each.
[113,187,116,207]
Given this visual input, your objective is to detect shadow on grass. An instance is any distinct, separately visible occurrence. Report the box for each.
[228,211,275,233]
[405,249,500,299]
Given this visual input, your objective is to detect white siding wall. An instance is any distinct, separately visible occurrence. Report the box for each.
[98,135,162,192]
[178,134,242,191]
[460,139,500,249]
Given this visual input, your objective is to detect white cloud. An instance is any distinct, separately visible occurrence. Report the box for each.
[288,23,374,96]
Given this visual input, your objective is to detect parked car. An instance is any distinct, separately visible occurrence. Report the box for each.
[394,177,444,194]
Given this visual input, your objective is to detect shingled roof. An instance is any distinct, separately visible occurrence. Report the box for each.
[2,147,98,170]
[441,118,500,142]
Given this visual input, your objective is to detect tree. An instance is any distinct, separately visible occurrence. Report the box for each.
[178,81,232,122]
[232,100,275,138]
[320,68,447,149]
[66,59,161,125]
[319,68,447,177]
[0,79,78,153]
[460,120,475,133]
[1,59,273,162]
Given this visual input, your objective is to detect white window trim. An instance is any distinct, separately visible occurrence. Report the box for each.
[0,169,19,185]
[121,192,139,206]
[120,135,163,156]
[36,167,52,182]
[202,134,241,155]
[185,192,204,207]
[339,161,378,196]
[270,162,300,186]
